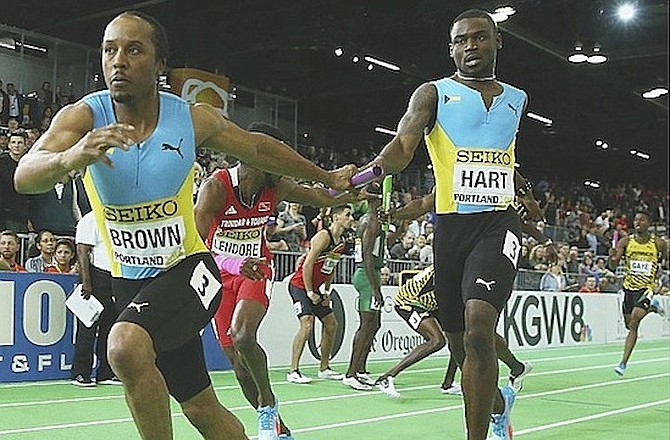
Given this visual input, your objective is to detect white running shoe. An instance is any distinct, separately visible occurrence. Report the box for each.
[286,370,312,384]
[509,361,533,392]
[440,383,463,396]
[318,368,344,380]
[342,375,373,391]
[376,376,401,399]
[356,371,371,383]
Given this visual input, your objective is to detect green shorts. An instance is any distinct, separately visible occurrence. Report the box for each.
[352,267,381,312]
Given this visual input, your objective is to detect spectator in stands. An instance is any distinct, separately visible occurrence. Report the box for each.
[419,235,433,266]
[540,263,567,292]
[595,257,616,282]
[54,85,68,109]
[579,253,599,284]
[0,133,8,152]
[276,202,307,252]
[6,118,20,134]
[389,231,416,260]
[423,221,434,243]
[411,234,429,263]
[0,132,31,232]
[380,266,393,285]
[266,216,289,251]
[658,272,670,295]
[0,79,8,124]
[528,244,549,271]
[40,106,54,129]
[613,214,629,234]
[4,83,22,123]
[45,238,77,274]
[25,129,39,150]
[24,230,56,272]
[36,81,52,114]
[518,244,532,270]
[594,210,612,236]
[19,102,34,128]
[579,275,600,293]
[564,246,581,274]
[28,170,88,236]
[586,224,599,255]
[0,230,26,271]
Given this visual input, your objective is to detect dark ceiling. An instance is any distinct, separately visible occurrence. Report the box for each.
[3,0,668,186]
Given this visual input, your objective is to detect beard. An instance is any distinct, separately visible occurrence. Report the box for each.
[111,90,133,104]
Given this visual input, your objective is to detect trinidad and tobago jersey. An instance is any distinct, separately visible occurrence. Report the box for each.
[205,165,276,261]
[290,229,346,291]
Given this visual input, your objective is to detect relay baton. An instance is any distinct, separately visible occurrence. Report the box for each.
[328,165,384,196]
[381,175,393,232]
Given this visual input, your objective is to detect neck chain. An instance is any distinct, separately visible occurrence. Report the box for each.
[456,71,496,82]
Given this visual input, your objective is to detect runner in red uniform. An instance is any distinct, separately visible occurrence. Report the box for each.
[195,122,362,440]
[286,204,355,384]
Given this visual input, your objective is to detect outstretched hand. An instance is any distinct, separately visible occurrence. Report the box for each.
[328,164,357,191]
[62,123,136,170]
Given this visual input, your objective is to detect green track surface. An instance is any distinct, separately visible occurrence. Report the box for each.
[1,340,668,439]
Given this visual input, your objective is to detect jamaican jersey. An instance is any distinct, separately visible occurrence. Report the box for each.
[622,235,659,290]
[394,264,438,312]
[424,78,526,214]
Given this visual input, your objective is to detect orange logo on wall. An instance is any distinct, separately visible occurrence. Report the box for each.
[170,68,231,117]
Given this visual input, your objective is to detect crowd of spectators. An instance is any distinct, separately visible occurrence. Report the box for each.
[2,78,668,294]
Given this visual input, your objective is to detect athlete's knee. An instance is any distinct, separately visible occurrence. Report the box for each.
[107,323,153,376]
[427,333,447,353]
[322,314,338,333]
[463,327,495,359]
[231,324,258,352]
[299,315,315,332]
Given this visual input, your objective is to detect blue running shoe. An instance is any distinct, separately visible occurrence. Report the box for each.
[258,403,279,440]
[490,385,516,440]
[614,362,626,376]
[650,297,666,317]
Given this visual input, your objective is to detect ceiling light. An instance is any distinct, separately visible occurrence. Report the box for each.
[334,47,344,57]
[568,53,588,63]
[642,87,668,99]
[595,139,603,146]
[587,54,608,64]
[602,142,609,149]
[352,55,360,63]
[526,112,553,125]
[617,3,637,21]
[491,6,516,23]
[367,64,374,71]
[375,126,397,136]
[364,55,400,71]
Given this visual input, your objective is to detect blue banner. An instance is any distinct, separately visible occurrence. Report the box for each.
[0,272,230,383]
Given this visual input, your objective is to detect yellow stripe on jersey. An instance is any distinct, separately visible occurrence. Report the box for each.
[623,235,659,290]
[394,265,438,312]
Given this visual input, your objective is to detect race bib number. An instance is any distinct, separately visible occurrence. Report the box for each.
[630,260,653,276]
[107,216,186,269]
[212,227,263,258]
[453,165,514,206]
[189,260,221,310]
[321,252,342,275]
[502,230,521,269]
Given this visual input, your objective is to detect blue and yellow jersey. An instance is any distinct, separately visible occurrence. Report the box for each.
[425,78,527,214]
[81,91,207,279]
[622,235,659,290]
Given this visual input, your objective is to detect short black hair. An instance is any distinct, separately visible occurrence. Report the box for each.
[247,121,288,144]
[8,131,26,142]
[117,11,169,62]
[450,9,498,38]
[635,210,651,219]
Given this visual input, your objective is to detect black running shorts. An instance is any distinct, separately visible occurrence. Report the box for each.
[112,253,223,402]
[434,207,522,333]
